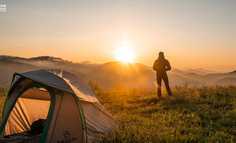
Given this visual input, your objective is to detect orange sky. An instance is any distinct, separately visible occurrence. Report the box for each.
[0,1,236,71]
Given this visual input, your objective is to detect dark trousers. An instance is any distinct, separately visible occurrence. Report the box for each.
[156,72,172,97]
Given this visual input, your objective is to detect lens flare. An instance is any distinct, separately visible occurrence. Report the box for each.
[114,46,135,63]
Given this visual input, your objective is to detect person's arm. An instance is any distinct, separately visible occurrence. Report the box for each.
[165,60,171,71]
[153,60,158,71]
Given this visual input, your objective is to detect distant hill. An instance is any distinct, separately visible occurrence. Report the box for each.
[0,55,235,89]
[29,56,64,61]
[0,57,38,86]
[216,77,236,85]
[87,61,155,89]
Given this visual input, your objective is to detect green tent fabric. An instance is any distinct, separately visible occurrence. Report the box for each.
[0,69,118,143]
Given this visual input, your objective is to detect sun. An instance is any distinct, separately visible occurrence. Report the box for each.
[114,46,135,63]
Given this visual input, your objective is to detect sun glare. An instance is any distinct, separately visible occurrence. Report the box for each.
[115,46,135,63]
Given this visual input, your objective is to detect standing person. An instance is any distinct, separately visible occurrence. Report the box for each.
[153,52,172,98]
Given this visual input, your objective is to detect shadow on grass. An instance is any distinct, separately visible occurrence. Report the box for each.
[160,95,199,113]
[127,97,161,105]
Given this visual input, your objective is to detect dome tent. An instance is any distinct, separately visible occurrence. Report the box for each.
[0,69,118,143]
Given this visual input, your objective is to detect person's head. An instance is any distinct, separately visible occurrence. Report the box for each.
[159,52,164,58]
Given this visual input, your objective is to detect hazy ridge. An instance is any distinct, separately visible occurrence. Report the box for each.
[0,55,235,89]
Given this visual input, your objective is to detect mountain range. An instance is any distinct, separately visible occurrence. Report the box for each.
[0,55,235,89]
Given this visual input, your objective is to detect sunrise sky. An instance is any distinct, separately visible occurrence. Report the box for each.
[0,0,235,71]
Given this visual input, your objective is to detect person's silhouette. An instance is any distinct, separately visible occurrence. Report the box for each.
[153,52,172,98]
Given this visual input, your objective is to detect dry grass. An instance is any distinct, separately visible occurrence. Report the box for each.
[97,86,236,142]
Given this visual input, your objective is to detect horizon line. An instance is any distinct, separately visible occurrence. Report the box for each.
[0,54,235,73]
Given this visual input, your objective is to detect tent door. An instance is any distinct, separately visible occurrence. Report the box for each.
[0,83,55,142]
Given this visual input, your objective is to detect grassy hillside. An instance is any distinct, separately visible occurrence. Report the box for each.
[0,85,235,142]
[97,86,236,142]
[0,87,8,121]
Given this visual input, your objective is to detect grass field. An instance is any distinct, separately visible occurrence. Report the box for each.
[0,86,8,121]
[96,85,236,142]
[0,85,236,142]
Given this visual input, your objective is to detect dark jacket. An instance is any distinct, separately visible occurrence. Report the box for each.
[153,58,171,73]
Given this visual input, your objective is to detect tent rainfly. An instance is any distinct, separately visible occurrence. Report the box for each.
[0,69,118,143]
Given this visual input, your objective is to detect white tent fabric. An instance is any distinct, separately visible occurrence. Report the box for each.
[47,69,99,102]
[19,70,99,102]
